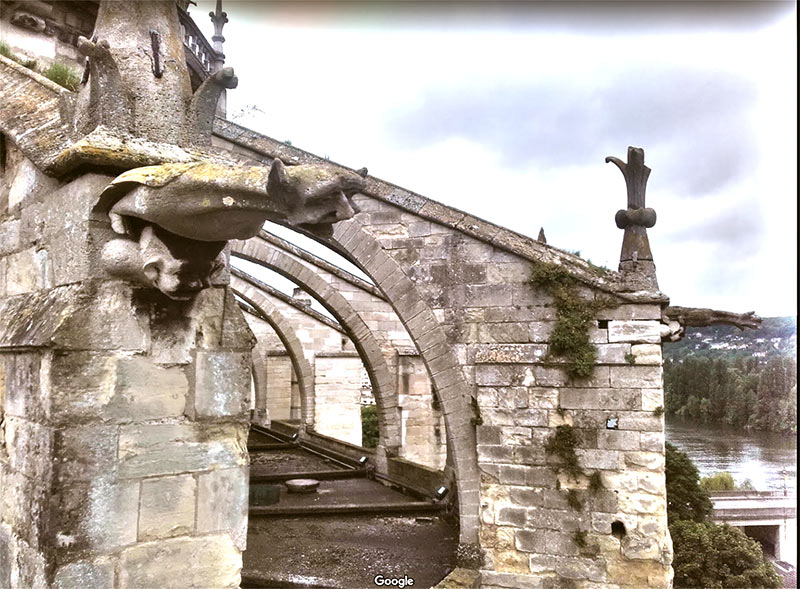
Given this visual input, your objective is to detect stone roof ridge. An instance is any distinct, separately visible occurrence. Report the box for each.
[213,117,668,303]
[256,230,386,302]
[230,266,346,334]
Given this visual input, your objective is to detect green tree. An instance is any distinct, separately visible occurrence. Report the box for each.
[670,521,781,589]
[665,442,713,523]
[360,404,379,448]
[700,472,736,492]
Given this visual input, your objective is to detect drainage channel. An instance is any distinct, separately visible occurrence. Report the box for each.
[243,425,457,588]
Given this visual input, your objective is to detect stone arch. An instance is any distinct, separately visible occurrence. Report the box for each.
[230,240,401,453]
[231,277,316,428]
[267,219,481,548]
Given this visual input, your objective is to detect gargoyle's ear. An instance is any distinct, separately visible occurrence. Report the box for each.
[142,259,161,285]
[268,158,289,188]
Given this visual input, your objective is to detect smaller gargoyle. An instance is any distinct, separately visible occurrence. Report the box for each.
[102,220,226,301]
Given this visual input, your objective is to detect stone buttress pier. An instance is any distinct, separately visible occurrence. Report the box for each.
[0,1,367,586]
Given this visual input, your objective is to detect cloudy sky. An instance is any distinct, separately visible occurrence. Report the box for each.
[194,1,797,317]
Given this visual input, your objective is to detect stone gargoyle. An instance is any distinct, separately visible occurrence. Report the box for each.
[99,159,364,300]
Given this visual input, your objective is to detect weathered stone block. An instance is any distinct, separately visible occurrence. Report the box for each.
[54,558,115,589]
[597,430,640,451]
[509,487,543,507]
[638,472,665,495]
[515,529,579,556]
[2,353,45,422]
[576,449,622,470]
[526,508,580,531]
[630,344,661,365]
[596,304,662,321]
[481,570,545,589]
[555,555,607,582]
[618,492,666,516]
[497,506,526,527]
[609,365,662,388]
[0,219,20,256]
[594,343,631,364]
[607,321,662,343]
[50,353,187,424]
[474,344,548,364]
[138,475,196,541]
[559,388,640,411]
[639,432,664,453]
[53,425,118,482]
[118,534,240,588]
[117,423,247,479]
[191,351,250,418]
[5,248,40,295]
[641,389,664,411]
[56,478,140,552]
[624,451,664,472]
[197,466,248,550]
[51,283,150,351]
[3,418,52,481]
[528,388,559,409]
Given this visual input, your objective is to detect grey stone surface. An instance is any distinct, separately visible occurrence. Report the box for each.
[117,423,247,479]
[54,558,116,589]
[118,534,241,588]
[197,467,249,550]
[191,351,250,418]
[138,475,196,540]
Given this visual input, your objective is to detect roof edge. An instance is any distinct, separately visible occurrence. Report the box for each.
[213,117,668,303]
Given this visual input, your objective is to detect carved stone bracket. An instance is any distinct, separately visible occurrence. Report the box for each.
[663,306,762,330]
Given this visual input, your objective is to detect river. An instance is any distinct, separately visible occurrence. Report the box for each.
[665,418,798,495]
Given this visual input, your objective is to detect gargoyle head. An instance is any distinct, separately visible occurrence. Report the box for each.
[267,159,365,236]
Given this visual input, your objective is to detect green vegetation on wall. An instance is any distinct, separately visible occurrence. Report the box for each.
[530,262,613,379]
[0,43,79,91]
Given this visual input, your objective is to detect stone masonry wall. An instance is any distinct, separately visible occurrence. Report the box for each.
[313,353,364,446]
[0,148,254,587]
[342,196,673,587]
[399,352,446,470]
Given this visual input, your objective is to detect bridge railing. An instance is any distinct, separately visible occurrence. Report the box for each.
[709,490,793,499]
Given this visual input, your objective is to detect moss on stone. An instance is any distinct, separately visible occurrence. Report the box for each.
[588,471,604,493]
[545,424,582,480]
[530,261,609,379]
[566,489,583,511]
[43,63,80,91]
[572,530,588,548]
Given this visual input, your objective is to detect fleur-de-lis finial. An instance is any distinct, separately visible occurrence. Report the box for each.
[606,146,658,287]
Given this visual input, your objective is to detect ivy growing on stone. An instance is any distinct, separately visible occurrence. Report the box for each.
[545,425,583,480]
[530,261,612,379]
[566,489,583,511]
[588,471,604,493]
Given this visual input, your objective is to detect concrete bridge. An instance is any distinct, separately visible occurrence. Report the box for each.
[710,491,797,566]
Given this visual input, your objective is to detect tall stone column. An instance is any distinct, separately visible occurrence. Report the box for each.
[0,160,254,587]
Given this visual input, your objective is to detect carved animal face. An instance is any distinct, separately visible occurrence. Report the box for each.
[267,159,364,234]
[139,225,226,300]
